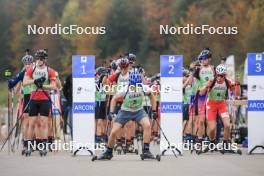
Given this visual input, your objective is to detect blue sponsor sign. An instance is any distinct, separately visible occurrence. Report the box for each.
[248,53,264,76]
[248,100,264,112]
[72,55,95,78]
[73,102,95,113]
[160,55,182,77]
[161,102,182,113]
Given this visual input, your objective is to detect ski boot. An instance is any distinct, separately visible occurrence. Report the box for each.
[136,129,143,142]
[193,138,203,154]
[21,148,26,155]
[24,148,32,157]
[114,139,124,155]
[39,149,48,157]
[220,140,242,155]
[125,143,138,155]
[48,137,55,152]
[197,139,215,155]
[140,150,160,161]
[92,151,113,161]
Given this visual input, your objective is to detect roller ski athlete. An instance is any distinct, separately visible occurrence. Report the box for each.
[48,70,62,152]
[107,56,136,155]
[153,79,161,145]
[95,67,109,144]
[182,68,199,149]
[8,51,34,155]
[92,70,160,161]
[197,64,242,155]
[192,48,215,151]
[23,49,57,157]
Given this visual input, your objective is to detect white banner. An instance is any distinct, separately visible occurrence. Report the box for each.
[72,55,95,155]
[225,55,235,81]
[160,55,183,155]
[247,53,264,154]
[243,58,248,85]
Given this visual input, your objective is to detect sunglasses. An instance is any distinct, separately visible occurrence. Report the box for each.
[36,57,46,61]
[24,63,32,66]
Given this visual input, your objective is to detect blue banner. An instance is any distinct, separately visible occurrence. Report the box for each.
[72,55,95,78]
[248,100,264,112]
[73,102,95,113]
[160,102,182,113]
[248,53,264,76]
[160,55,182,77]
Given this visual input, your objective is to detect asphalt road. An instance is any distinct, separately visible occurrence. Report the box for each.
[0,147,264,176]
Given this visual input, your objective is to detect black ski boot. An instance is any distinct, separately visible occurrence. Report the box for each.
[194,138,204,154]
[39,140,48,157]
[197,139,216,155]
[114,139,124,155]
[39,149,48,156]
[220,140,242,155]
[140,150,160,161]
[125,142,138,154]
[92,150,113,161]
[24,148,32,157]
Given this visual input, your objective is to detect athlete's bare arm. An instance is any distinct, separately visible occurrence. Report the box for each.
[200,79,213,95]
[23,75,34,86]
[110,94,123,113]
[149,93,157,111]
[42,80,56,90]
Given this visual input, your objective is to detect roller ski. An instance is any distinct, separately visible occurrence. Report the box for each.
[220,140,242,155]
[39,149,48,157]
[92,150,113,161]
[140,150,161,162]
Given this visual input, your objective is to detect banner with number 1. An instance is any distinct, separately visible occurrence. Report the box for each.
[72,55,95,155]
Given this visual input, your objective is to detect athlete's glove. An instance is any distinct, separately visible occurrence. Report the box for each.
[34,76,46,88]
[8,79,14,89]
[108,112,115,121]
[151,111,158,120]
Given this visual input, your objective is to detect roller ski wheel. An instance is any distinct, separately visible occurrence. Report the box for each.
[140,151,160,161]
[21,149,25,156]
[135,149,139,155]
[116,148,122,155]
[91,151,113,161]
[39,149,48,157]
[237,149,242,155]
[24,149,32,157]
[91,156,98,161]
